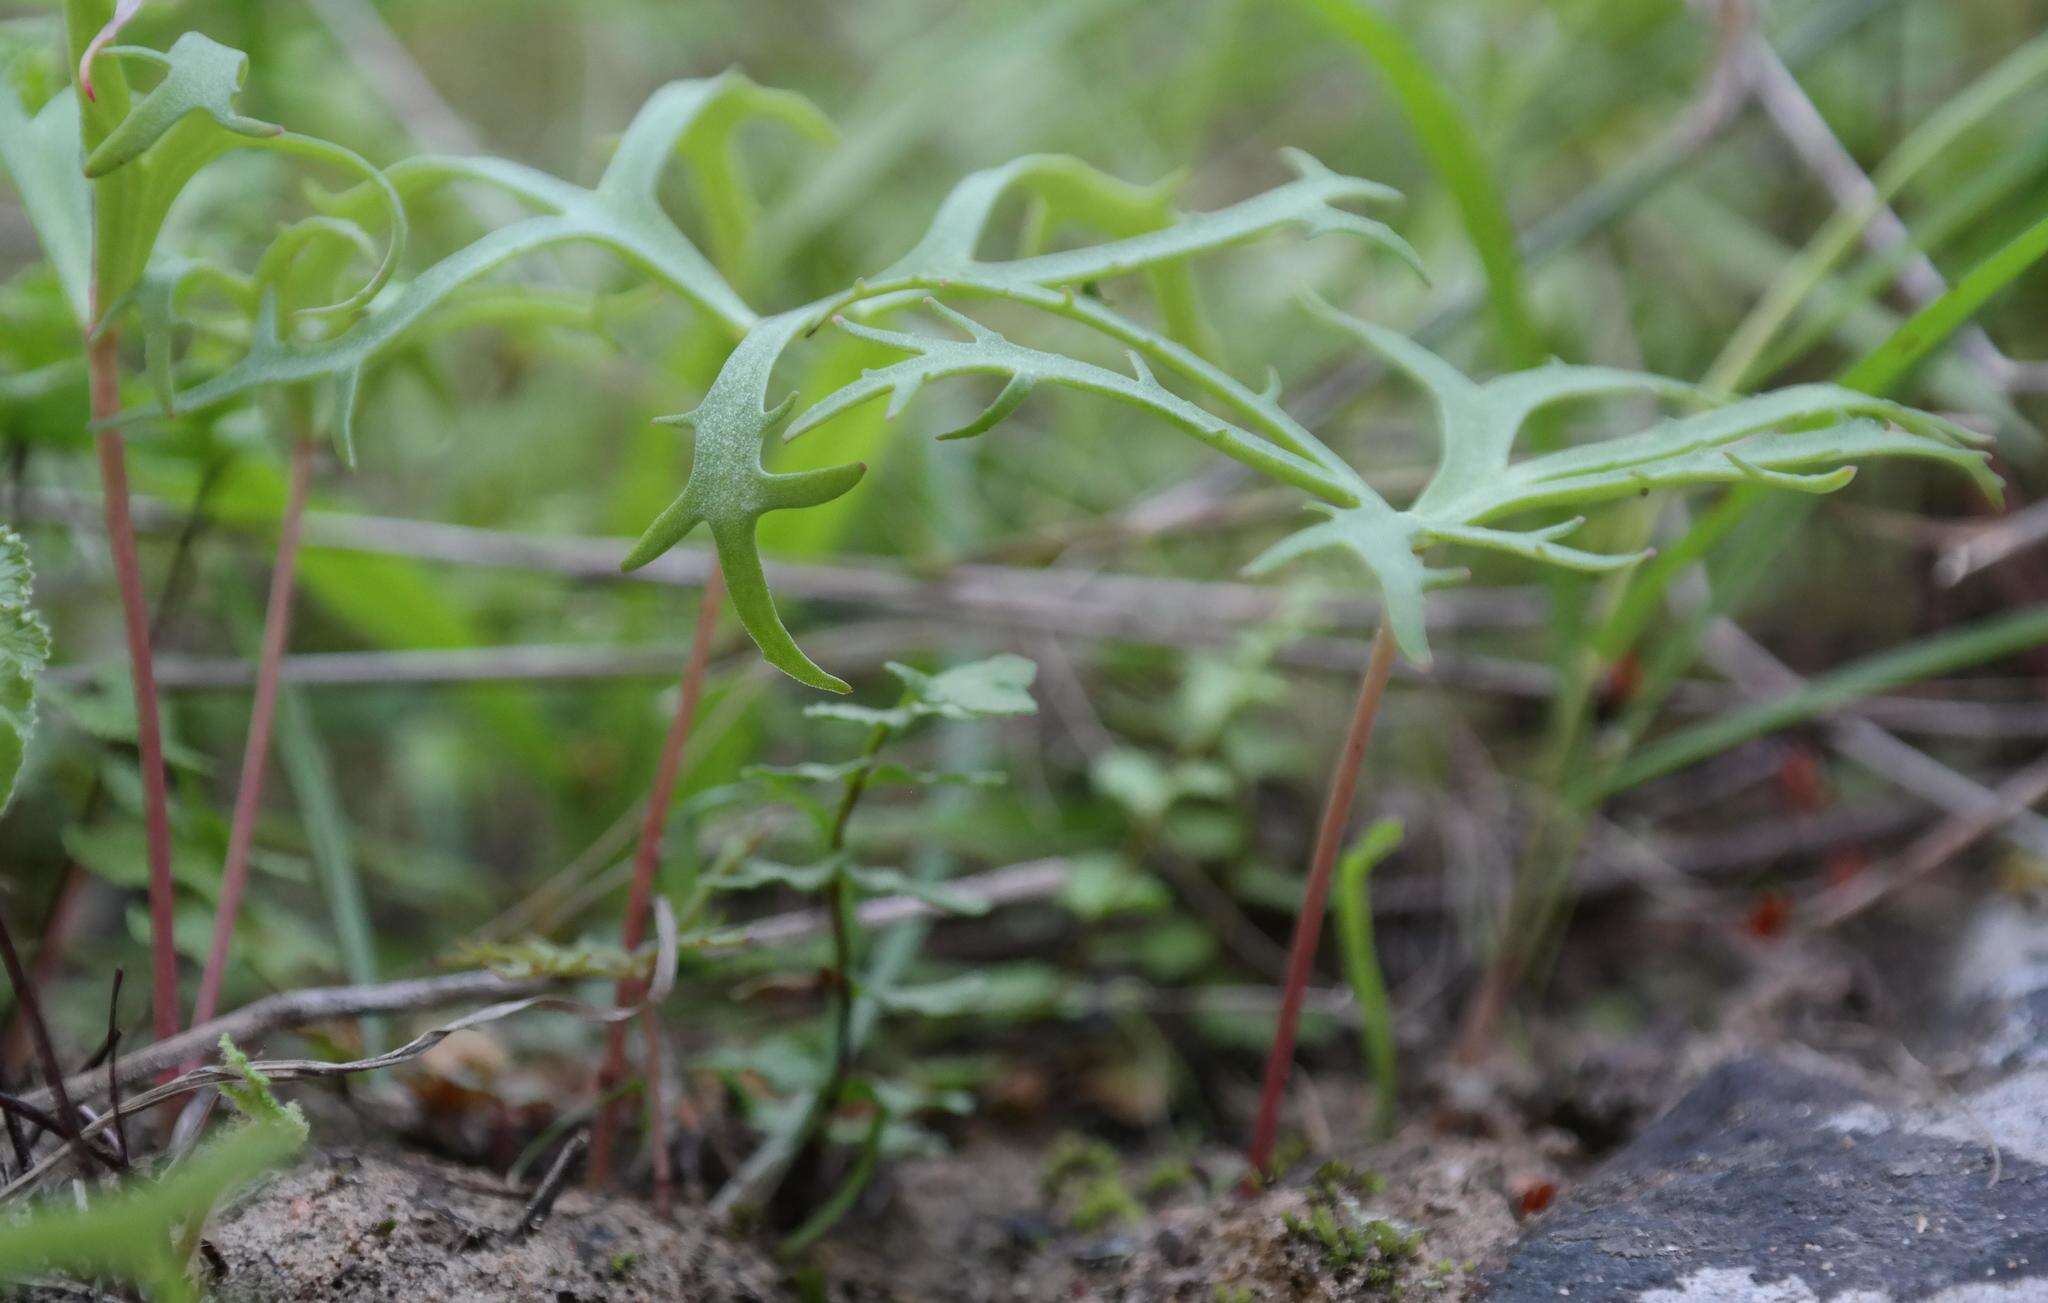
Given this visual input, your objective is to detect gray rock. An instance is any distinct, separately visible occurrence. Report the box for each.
[1490,904,2048,1302]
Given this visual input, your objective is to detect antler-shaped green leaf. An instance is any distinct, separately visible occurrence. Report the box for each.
[624,151,1417,691]
[76,33,406,322]
[1246,300,2000,664]
[136,71,828,461]
[0,526,51,814]
[787,301,1343,496]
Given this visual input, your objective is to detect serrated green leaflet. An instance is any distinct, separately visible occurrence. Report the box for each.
[624,150,1417,690]
[0,527,51,815]
[745,759,1003,789]
[870,974,988,1016]
[76,33,405,322]
[886,652,1039,719]
[139,71,827,462]
[1244,299,1997,665]
[763,274,1992,674]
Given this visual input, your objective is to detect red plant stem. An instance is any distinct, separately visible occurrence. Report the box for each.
[1246,621,1397,1182]
[87,324,179,1048]
[189,435,317,1033]
[587,563,725,1188]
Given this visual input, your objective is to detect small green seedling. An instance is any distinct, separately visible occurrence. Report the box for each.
[712,654,1038,1236]
[1041,1133,1141,1231]
[0,1038,305,1302]
[603,129,1995,1186]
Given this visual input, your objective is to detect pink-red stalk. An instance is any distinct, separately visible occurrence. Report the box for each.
[587,564,725,1187]
[1246,621,1396,1182]
[189,435,317,1032]
[87,322,179,1048]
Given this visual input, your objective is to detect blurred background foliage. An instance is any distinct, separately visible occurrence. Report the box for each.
[4,0,2048,1131]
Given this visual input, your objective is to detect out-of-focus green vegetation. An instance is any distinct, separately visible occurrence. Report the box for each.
[4,0,2048,1262]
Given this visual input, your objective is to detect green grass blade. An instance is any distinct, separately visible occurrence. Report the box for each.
[1333,818,1403,1137]
[1706,28,2048,392]
[778,1098,887,1258]
[1292,0,1542,367]
[275,687,381,1050]
[1839,207,2048,397]
[1585,606,2048,800]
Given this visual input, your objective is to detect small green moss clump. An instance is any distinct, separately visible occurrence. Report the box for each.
[1040,1132,1142,1231]
[1068,1173,1143,1231]
[1140,1157,1197,1201]
[1311,1158,1386,1198]
[1281,1199,1422,1289]
[1040,1133,1120,1199]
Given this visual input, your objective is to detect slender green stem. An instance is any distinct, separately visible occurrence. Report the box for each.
[815,717,896,1116]
[1334,820,1402,1137]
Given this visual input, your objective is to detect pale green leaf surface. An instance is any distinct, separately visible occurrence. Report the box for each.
[0,527,51,814]
[869,974,988,1017]
[0,82,90,321]
[844,865,991,915]
[745,759,1003,789]
[887,652,1039,719]
[1247,301,1997,664]
[80,34,406,319]
[624,151,1413,690]
[144,71,818,461]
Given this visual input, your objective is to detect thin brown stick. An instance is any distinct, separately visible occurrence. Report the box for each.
[102,970,127,1169]
[642,1006,670,1217]
[1807,753,2048,928]
[588,564,724,1187]
[19,488,1515,644]
[1247,622,1397,1181]
[7,906,673,1202]
[516,1133,588,1237]
[24,969,544,1115]
[2,866,89,1075]
[88,324,178,1048]
[0,911,110,1176]
[0,1092,124,1169]
[191,435,318,1034]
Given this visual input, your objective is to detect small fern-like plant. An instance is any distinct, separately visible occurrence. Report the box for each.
[614,142,1995,1176]
[3,16,2003,1206]
[716,653,1037,1239]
